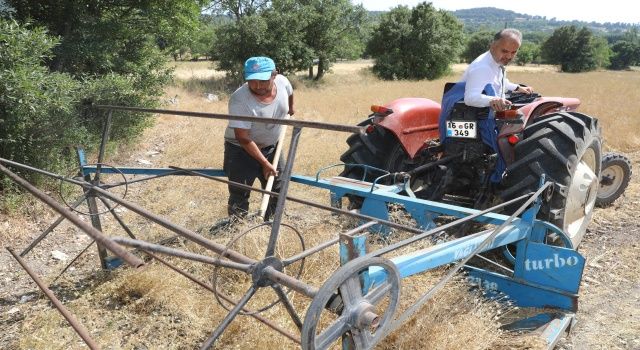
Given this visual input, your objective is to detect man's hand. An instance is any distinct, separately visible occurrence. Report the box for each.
[489,97,512,112]
[516,85,534,94]
[288,107,295,116]
[262,162,278,179]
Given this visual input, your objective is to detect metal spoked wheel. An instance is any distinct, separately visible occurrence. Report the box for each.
[59,163,128,216]
[301,256,401,350]
[211,222,305,315]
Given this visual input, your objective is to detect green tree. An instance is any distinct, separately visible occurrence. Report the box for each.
[0,18,162,191]
[541,26,599,72]
[368,2,464,80]
[189,19,217,60]
[591,35,611,68]
[8,0,201,86]
[299,0,367,80]
[213,6,312,82]
[515,42,540,65]
[609,41,638,69]
[462,31,493,63]
[212,0,364,81]
[205,0,270,20]
[0,20,80,179]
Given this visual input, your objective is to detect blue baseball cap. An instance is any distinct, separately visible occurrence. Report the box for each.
[244,56,276,80]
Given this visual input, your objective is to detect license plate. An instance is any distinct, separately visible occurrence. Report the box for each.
[446,121,477,139]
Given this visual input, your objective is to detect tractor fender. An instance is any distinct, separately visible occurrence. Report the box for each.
[499,97,581,137]
[498,97,581,164]
[377,98,441,159]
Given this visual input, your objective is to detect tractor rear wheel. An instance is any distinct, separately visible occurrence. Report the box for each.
[339,125,422,208]
[339,125,397,182]
[501,112,601,247]
[340,126,419,183]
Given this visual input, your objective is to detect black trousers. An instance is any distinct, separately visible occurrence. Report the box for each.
[223,142,284,220]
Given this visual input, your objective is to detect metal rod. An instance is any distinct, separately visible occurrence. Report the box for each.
[262,266,318,298]
[0,163,144,268]
[96,110,112,174]
[7,248,101,350]
[266,127,302,257]
[51,240,95,284]
[283,220,379,266]
[103,170,184,188]
[98,196,137,239]
[112,237,252,272]
[106,193,302,340]
[86,194,108,269]
[169,166,426,235]
[406,153,462,177]
[0,157,87,186]
[272,284,303,330]
[93,105,363,134]
[200,286,257,350]
[473,254,514,274]
[385,182,551,335]
[147,252,300,344]
[370,193,531,258]
[86,185,255,265]
[20,195,86,256]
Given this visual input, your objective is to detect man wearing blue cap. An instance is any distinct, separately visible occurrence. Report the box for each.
[223,56,294,220]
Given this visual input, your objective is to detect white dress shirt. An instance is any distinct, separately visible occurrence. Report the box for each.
[460,51,519,107]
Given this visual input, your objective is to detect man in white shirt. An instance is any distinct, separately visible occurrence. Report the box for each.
[223,56,294,220]
[461,28,534,111]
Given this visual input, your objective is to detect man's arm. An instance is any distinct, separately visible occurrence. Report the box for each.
[463,66,495,107]
[288,93,294,116]
[234,128,277,179]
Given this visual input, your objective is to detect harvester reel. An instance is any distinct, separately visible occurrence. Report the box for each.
[301,257,401,350]
[59,163,128,216]
[211,222,305,315]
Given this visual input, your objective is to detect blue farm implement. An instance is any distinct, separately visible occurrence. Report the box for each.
[2,99,628,349]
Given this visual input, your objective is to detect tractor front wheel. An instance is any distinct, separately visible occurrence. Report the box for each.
[596,152,632,207]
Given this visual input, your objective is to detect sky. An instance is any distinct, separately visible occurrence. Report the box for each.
[354,0,639,24]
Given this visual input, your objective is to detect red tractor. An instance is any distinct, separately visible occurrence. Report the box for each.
[340,87,631,247]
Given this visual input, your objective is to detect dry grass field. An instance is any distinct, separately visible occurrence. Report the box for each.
[1,60,638,349]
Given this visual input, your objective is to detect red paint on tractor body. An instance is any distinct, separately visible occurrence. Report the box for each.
[377,98,441,159]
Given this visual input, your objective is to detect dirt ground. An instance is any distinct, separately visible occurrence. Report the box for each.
[1,62,639,349]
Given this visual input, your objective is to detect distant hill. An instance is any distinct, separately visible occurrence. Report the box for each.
[451,7,636,34]
[367,7,637,35]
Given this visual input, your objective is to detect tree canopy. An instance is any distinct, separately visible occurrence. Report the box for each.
[541,26,599,72]
[368,2,464,80]
[462,31,493,63]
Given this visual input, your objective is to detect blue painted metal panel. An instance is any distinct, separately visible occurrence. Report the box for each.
[292,175,510,224]
[465,266,578,311]
[501,312,574,349]
[81,166,225,177]
[514,241,584,294]
[77,148,87,166]
[368,223,528,283]
[403,202,437,230]
[360,198,391,234]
